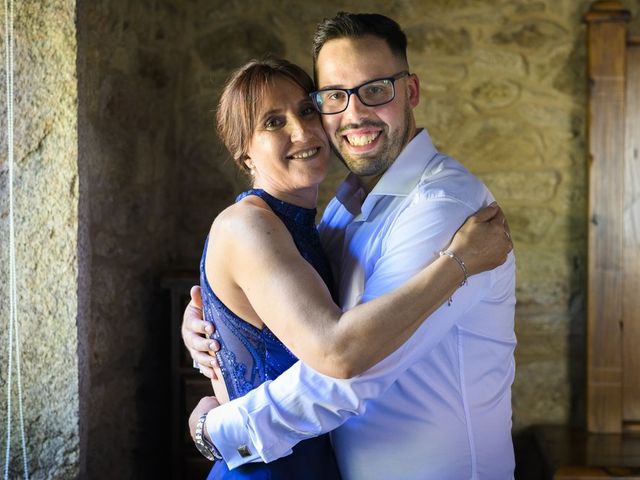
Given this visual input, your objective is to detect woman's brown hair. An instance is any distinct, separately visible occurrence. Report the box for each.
[216,57,316,173]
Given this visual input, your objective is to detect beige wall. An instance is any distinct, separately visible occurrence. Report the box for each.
[1,0,639,478]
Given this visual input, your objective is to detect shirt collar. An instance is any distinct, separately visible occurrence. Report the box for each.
[335,129,439,218]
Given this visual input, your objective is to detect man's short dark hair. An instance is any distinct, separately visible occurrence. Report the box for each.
[312,12,408,66]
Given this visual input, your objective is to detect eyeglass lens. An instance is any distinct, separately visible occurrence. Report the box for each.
[315,78,395,114]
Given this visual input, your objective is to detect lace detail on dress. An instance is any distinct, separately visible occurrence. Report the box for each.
[199,189,335,400]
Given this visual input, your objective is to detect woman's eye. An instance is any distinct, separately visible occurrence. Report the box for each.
[301,105,317,116]
[264,118,283,129]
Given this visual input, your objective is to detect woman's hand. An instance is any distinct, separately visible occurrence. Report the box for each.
[446,203,513,276]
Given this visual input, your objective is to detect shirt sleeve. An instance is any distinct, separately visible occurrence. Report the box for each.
[206,194,494,469]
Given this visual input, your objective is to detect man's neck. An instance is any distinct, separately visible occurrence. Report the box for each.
[356,172,384,195]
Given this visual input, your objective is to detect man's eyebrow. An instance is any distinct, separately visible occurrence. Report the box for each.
[316,83,346,91]
[317,76,381,91]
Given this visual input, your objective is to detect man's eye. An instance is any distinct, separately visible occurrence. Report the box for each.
[327,91,346,102]
[364,83,387,96]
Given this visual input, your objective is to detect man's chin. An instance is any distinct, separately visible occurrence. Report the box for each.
[344,159,389,177]
[332,145,387,177]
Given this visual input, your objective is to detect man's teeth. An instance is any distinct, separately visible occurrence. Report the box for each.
[346,132,379,146]
[291,148,318,159]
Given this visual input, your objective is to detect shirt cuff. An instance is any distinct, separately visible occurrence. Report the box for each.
[205,402,257,467]
[205,401,294,469]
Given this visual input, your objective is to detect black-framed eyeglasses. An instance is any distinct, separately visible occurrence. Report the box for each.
[310,71,410,115]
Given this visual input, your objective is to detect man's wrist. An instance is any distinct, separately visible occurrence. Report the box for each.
[194,412,223,462]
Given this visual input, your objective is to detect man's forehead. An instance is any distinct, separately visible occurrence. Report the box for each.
[315,37,399,88]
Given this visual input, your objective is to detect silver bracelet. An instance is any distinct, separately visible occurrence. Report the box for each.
[438,249,469,305]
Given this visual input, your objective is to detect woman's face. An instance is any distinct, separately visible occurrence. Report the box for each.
[245,76,330,198]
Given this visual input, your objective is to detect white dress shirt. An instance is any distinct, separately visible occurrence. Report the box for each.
[206,129,517,479]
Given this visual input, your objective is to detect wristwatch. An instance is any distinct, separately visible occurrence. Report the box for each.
[194,413,223,462]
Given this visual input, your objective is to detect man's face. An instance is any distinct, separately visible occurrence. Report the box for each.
[315,35,419,185]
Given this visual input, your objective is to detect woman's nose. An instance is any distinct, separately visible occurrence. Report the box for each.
[289,118,308,142]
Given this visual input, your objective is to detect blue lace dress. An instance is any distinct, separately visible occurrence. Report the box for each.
[200,189,342,480]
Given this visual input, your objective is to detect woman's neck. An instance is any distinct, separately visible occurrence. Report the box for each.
[251,183,319,209]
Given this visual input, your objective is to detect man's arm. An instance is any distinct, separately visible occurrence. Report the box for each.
[186,200,509,378]
[203,196,496,468]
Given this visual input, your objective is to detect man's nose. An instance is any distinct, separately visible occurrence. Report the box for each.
[343,92,369,119]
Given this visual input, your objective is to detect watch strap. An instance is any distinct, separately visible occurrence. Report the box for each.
[194,412,222,462]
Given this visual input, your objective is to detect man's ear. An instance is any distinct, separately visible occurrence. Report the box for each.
[407,73,420,108]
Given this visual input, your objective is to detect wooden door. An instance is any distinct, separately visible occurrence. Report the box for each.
[622,37,640,432]
[585,1,640,434]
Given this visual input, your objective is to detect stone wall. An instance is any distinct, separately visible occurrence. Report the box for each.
[177,0,637,434]
[76,1,184,478]
[0,1,80,478]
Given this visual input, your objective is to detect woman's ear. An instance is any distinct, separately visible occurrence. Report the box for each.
[244,159,256,176]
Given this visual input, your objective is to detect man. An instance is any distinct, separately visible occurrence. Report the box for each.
[185,12,516,479]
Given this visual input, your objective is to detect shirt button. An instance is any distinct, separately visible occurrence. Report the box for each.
[237,445,252,458]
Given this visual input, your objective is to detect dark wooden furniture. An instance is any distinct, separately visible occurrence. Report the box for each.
[162,272,213,480]
[535,1,640,478]
[534,425,640,479]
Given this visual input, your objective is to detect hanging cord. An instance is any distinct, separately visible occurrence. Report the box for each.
[3,0,29,478]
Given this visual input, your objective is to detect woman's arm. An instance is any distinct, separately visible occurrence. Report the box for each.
[207,198,511,379]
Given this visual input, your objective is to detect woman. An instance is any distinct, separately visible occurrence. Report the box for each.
[189,57,512,479]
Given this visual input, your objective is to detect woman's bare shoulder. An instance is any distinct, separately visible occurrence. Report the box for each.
[210,195,284,244]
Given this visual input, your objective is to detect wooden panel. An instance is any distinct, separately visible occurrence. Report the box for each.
[533,425,640,478]
[555,466,640,479]
[585,2,630,433]
[162,273,213,480]
[623,43,640,423]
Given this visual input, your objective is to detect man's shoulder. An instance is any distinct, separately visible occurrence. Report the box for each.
[411,153,492,209]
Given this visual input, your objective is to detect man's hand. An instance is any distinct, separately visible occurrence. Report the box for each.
[182,285,220,379]
[188,396,221,444]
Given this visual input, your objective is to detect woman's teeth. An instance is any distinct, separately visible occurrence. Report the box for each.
[290,147,319,159]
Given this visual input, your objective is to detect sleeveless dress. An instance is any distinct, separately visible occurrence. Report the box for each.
[200,189,342,480]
